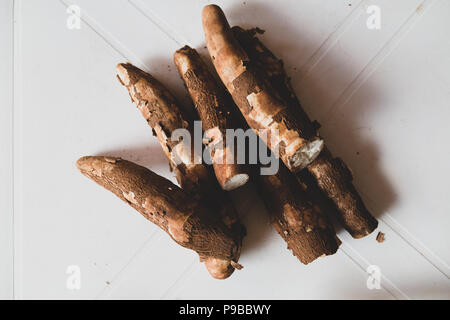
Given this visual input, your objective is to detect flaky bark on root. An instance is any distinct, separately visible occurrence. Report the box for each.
[174,46,249,191]
[76,156,241,274]
[116,63,213,194]
[116,63,244,278]
[232,26,378,238]
[202,5,324,173]
[306,149,378,238]
[256,164,340,264]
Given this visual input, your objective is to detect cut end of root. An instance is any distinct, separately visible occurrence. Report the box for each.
[288,139,324,172]
[350,218,379,239]
[116,63,140,87]
[116,63,129,84]
[223,174,250,191]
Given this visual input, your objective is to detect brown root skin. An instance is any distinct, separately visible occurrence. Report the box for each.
[174,46,249,191]
[306,150,378,238]
[232,26,378,238]
[76,156,240,276]
[256,164,340,264]
[116,63,213,194]
[116,64,245,278]
[202,5,323,173]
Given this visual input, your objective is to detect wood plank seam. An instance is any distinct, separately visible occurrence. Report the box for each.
[297,0,368,80]
[95,231,165,299]
[340,241,409,299]
[360,188,450,279]
[381,214,450,278]
[59,0,149,72]
[161,259,199,299]
[128,0,190,47]
[323,0,439,126]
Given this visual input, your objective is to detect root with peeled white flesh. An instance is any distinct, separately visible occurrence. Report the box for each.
[174,46,249,191]
[202,5,324,173]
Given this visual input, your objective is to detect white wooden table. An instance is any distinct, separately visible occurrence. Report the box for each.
[1,0,449,299]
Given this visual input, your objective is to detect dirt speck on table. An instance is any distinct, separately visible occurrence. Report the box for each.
[376,232,385,243]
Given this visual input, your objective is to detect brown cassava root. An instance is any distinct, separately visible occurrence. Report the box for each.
[256,164,340,264]
[116,63,244,278]
[232,26,378,238]
[76,156,240,273]
[202,5,324,173]
[174,46,249,191]
[116,63,212,195]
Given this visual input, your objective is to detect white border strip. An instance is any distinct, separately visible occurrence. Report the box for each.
[0,0,15,300]
[13,0,23,300]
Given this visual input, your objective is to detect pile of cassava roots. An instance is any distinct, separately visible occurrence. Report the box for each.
[76,5,378,279]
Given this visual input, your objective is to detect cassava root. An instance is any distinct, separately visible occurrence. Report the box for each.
[202,5,324,173]
[174,46,249,191]
[76,156,241,275]
[232,26,378,238]
[256,164,340,264]
[116,63,213,195]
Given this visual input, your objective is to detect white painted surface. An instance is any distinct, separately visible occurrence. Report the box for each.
[0,0,14,300]
[2,0,450,299]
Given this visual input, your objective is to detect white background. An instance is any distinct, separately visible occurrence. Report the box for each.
[1,0,449,299]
